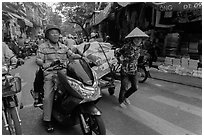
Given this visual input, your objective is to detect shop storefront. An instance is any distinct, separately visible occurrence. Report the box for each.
[89,2,154,46]
[2,11,21,41]
[152,2,202,60]
[2,10,34,42]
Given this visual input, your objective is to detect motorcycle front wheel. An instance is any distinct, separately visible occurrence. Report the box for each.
[6,107,22,135]
[79,113,106,135]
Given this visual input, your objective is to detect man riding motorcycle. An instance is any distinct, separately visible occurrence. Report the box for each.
[35,24,88,133]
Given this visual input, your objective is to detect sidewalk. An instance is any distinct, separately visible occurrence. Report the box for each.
[149,57,202,88]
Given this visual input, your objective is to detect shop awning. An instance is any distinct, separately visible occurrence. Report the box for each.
[8,12,23,20]
[117,2,136,7]
[92,3,112,26]
[21,17,33,27]
[8,12,33,27]
[2,11,14,20]
[152,2,202,12]
[117,2,131,7]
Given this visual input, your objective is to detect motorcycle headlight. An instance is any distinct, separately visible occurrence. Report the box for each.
[67,78,100,100]
[80,87,101,104]
[69,80,81,91]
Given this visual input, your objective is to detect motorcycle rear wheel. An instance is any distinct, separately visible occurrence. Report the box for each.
[138,66,148,83]
[6,108,22,135]
[79,113,106,135]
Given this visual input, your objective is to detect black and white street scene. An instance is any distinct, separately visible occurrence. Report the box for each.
[2,2,202,135]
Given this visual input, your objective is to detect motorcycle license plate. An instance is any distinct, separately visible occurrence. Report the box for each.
[145,66,150,71]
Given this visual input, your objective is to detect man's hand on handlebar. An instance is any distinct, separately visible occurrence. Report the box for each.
[43,60,62,70]
[81,56,90,63]
[50,60,61,67]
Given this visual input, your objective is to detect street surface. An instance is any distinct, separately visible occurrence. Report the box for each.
[2,56,202,135]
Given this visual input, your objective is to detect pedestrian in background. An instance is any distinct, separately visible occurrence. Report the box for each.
[89,32,97,42]
[17,36,25,48]
[116,27,149,108]
[37,35,45,45]
[147,39,159,69]
[64,34,76,47]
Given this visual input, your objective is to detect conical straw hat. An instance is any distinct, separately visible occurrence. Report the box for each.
[125,27,149,39]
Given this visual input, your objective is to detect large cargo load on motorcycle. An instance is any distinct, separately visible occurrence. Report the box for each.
[74,42,117,79]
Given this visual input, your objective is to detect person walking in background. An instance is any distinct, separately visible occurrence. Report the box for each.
[89,32,97,42]
[104,35,114,45]
[147,39,159,69]
[2,40,18,65]
[37,34,45,45]
[58,34,64,44]
[64,34,76,47]
[2,30,18,64]
[17,36,25,48]
[115,27,149,108]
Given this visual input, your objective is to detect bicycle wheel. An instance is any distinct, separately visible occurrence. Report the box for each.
[7,107,22,135]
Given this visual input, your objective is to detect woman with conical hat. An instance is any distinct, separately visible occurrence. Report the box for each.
[116,27,149,108]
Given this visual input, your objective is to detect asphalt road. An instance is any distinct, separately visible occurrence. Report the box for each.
[2,56,202,135]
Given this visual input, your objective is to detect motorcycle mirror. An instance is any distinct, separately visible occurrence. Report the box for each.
[83,43,90,54]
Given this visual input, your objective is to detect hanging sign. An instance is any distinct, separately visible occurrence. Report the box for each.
[155,2,202,11]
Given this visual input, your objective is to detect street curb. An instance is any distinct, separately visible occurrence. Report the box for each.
[149,70,202,89]
[150,77,202,89]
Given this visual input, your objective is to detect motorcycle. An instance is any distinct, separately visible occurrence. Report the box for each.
[137,55,150,83]
[30,42,38,55]
[2,57,23,135]
[25,41,38,56]
[24,42,33,57]
[17,46,27,59]
[30,44,106,135]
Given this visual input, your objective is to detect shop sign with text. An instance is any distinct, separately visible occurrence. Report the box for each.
[157,2,202,11]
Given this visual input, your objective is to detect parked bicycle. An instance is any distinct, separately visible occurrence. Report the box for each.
[2,56,23,135]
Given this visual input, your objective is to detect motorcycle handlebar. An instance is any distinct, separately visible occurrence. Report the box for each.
[44,58,91,71]
[50,60,61,67]
[44,62,65,71]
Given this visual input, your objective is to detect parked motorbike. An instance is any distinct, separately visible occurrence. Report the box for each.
[2,57,23,135]
[30,44,106,135]
[30,42,38,55]
[25,41,38,55]
[17,46,27,59]
[137,56,150,83]
[24,42,33,56]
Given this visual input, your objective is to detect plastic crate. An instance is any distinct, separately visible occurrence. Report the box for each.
[181,58,189,68]
[173,58,181,66]
[188,59,199,70]
[164,57,173,66]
